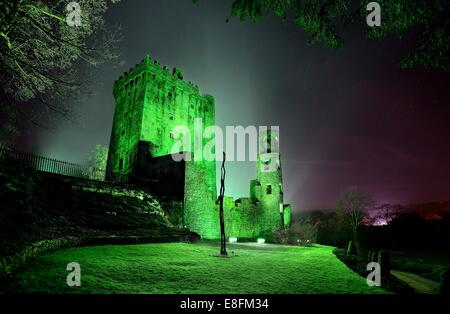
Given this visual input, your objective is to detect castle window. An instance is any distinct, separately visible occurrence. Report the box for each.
[118,158,124,171]
[266,185,272,195]
[170,132,175,139]
[169,116,174,120]
[121,130,125,136]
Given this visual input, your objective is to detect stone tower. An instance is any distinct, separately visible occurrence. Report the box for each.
[223,127,291,241]
[253,129,286,233]
[106,54,217,238]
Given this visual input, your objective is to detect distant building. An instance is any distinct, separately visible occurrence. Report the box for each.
[106,55,290,239]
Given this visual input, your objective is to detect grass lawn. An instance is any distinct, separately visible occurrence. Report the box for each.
[11,242,387,294]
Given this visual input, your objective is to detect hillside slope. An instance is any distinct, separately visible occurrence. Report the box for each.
[0,163,191,258]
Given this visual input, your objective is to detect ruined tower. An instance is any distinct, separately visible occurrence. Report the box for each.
[252,129,289,234]
[225,128,291,240]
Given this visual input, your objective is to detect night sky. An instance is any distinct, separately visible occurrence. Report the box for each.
[16,0,450,212]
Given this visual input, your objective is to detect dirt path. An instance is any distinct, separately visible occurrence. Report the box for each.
[391,270,440,294]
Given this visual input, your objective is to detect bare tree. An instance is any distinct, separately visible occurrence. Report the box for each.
[0,0,121,136]
[88,144,108,180]
[336,186,374,256]
[219,151,227,256]
[375,203,399,225]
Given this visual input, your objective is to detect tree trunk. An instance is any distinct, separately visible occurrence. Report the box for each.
[352,227,360,256]
[219,152,227,256]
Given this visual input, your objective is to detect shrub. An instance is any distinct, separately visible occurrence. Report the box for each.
[428,265,445,282]
[371,251,378,263]
[273,219,318,245]
[400,261,433,274]
[273,228,289,244]
[440,267,450,294]
[367,251,373,263]
[347,240,355,256]
[288,219,318,244]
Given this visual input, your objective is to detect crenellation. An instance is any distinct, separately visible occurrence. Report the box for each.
[113,55,201,95]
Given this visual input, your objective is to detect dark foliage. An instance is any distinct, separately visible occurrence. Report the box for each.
[441,267,450,294]
[205,0,449,71]
[308,210,352,247]
[334,248,414,294]
[377,250,391,277]
[273,219,318,245]
[306,209,450,252]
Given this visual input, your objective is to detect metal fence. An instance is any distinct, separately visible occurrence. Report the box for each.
[0,145,105,181]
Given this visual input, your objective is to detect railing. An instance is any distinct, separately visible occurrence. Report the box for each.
[0,145,105,181]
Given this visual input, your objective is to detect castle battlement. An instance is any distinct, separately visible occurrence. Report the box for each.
[114,54,200,95]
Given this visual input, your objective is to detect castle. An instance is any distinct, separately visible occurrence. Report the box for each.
[106,55,291,240]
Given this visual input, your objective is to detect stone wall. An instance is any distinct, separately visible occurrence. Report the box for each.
[183,159,219,239]
[222,198,261,239]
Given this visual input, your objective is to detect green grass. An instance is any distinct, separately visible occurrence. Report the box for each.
[12,242,386,294]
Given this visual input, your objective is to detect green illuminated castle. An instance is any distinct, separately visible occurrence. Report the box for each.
[219,129,291,240]
[106,55,290,240]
